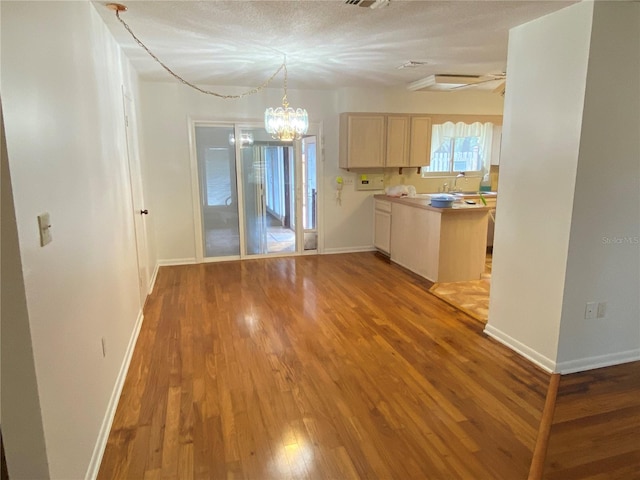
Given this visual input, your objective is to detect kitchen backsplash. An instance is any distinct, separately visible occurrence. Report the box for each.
[383,169,484,193]
[379,165,501,193]
[489,165,500,191]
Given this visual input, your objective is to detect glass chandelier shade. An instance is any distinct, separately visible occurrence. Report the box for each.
[264,62,308,141]
[264,97,309,141]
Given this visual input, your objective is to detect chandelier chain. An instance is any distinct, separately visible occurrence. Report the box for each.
[115,10,285,99]
[282,62,289,107]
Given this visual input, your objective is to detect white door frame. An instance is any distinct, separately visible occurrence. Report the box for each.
[122,86,150,306]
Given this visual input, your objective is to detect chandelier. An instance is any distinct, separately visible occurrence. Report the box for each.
[264,62,309,142]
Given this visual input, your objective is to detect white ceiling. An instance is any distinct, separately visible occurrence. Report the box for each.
[95,0,575,91]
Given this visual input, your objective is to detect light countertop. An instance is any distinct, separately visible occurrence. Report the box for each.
[374,194,494,213]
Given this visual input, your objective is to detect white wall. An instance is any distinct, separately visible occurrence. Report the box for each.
[1,2,146,477]
[485,1,594,370]
[486,0,640,373]
[1,101,50,478]
[140,81,504,259]
[556,1,640,372]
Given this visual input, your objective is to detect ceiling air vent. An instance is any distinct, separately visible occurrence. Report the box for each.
[345,0,389,8]
[345,0,375,6]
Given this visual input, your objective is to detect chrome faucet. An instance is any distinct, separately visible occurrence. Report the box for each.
[452,172,466,192]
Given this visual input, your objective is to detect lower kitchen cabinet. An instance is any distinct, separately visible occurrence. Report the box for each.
[374,195,490,283]
[389,203,436,279]
[374,199,392,254]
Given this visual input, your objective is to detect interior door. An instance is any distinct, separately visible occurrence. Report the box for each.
[122,90,149,307]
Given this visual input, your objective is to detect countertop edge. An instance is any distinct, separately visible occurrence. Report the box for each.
[374,194,494,213]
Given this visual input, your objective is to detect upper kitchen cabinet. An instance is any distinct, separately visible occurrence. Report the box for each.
[385,115,410,168]
[339,113,386,169]
[409,116,433,167]
[339,113,433,169]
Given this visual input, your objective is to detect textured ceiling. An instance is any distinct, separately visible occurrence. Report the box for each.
[94,0,575,91]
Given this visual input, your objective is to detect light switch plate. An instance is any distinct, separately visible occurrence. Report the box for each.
[38,212,52,246]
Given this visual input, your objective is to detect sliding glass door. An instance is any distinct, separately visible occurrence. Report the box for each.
[194,125,240,258]
[193,122,319,261]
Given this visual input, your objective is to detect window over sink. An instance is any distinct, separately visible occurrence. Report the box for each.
[422,122,499,176]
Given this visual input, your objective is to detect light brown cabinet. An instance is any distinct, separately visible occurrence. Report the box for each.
[385,115,410,167]
[386,199,489,283]
[373,199,392,254]
[339,113,386,169]
[340,112,432,169]
[409,116,433,167]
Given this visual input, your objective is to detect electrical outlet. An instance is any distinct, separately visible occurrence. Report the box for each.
[585,302,597,319]
[597,302,607,318]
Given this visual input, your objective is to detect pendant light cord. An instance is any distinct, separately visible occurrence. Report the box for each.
[114,9,285,99]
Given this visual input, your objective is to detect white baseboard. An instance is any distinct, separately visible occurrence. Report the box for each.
[483,324,556,373]
[484,324,640,375]
[157,257,197,266]
[322,246,376,255]
[555,349,640,374]
[85,309,144,480]
[148,262,159,294]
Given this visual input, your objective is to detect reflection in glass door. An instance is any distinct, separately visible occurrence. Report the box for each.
[302,136,318,250]
[240,139,267,255]
[239,127,296,255]
[195,125,240,258]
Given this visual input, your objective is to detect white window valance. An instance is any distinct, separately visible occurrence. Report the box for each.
[430,122,494,173]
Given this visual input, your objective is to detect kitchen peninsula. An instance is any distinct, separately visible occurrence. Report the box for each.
[374,195,492,283]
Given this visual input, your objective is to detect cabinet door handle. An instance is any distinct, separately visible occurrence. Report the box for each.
[140,209,149,215]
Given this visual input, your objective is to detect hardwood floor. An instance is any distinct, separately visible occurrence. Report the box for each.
[543,361,640,480]
[98,253,551,479]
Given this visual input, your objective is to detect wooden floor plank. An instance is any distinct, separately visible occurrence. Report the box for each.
[97,253,636,479]
[543,361,640,480]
